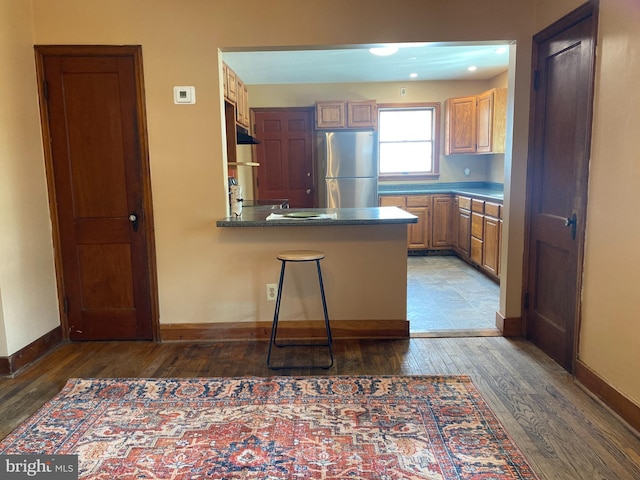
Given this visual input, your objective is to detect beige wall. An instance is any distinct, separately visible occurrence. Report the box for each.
[24,0,536,340]
[0,0,59,356]
[3,0,638,405]
[579,0,640,402]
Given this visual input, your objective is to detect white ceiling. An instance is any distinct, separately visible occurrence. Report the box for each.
[223,42,511,85]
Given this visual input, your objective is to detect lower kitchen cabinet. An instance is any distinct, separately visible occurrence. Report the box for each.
[470,211,484,264]
[379,194,430,250]
[380,192,502,282]
[456,196,471,257]
[482,202,502,276]
[406,196,430,249]
[431,195,453,248]
[451,194,503,282]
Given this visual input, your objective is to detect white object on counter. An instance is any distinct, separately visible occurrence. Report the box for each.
[266,212,337,221]
[230,185,243,216]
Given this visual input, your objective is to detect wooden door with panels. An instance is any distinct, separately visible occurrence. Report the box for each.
[254,108,315,208]
[35,45,158,341]
[524,2,597,372]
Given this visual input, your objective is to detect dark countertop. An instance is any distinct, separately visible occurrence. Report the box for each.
[378,182,504,202]
[216,206,418,227]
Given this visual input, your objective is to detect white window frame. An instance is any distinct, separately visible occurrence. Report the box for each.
[377,102,441,180]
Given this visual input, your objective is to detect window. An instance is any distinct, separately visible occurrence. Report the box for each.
[377,103,440,179]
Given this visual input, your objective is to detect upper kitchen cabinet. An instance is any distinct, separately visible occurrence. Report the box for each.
[223,62,250,130]
[444,88,507,155]
[476,88,507,153]
[316,100,377,129]
[443,95,477,154]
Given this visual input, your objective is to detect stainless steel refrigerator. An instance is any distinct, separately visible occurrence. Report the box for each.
[318,131,378,208]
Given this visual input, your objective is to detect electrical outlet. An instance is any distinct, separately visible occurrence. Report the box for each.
[266,283,278,301]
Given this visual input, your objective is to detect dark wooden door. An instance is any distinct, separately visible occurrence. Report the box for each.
[254,108,315,208]
[36,46,156,341]
[525,3,597,372]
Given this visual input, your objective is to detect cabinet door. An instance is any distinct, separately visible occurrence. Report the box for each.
[226,67,238,104]
[347,100,377,129]
[476,89,494,153]
[408,206,429,249]
[483,216,501,276]
[457,208,471,257]
[316,101,345,129]
[452,197,459,249]
[431,195,453,248]
[470,236,483,264]
[236,78,245,126]
[222,63,228,100]
[241,84,250,129]
[445,96,477,154]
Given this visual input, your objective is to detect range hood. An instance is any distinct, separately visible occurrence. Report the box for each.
[236,126,260,145]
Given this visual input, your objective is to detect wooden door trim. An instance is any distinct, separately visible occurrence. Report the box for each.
[34,45,160,341]
[523,1,598,371]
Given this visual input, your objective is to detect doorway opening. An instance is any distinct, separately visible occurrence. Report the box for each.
[222,42,514,339]
[408,256,500,337]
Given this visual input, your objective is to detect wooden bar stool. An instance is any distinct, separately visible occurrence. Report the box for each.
[267,250,334,369]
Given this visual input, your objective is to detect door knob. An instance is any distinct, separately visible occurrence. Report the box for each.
[564,213,577,240]
[306,189,312,195]
[129,213,139,232]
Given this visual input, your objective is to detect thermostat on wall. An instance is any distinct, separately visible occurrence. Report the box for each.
[173,86,196,104]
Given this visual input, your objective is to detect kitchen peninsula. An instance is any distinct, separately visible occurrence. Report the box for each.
[208,206,417,341]
[216,206,418,227]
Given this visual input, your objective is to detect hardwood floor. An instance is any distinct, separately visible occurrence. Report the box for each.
[1,338,639,479]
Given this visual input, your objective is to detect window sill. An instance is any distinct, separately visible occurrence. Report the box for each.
[379,173,440,181]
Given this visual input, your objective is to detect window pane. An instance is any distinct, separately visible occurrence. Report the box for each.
[379,142,433,173]
[379,110,432,142]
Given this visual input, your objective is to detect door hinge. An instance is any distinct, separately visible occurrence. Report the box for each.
[43,81,49,100]
[63,296,69,314]
[524,292,529,309]
[533,70,540,90]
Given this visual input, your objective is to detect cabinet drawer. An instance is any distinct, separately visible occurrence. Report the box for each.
[379,195,406,209]
[406,195,430,207]
[471,212,484,239]
[485,202,501,218]
[458,196,471,210]
[471,236,483,264]
[472,199,485,213]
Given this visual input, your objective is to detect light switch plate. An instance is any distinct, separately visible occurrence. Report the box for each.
[173,86,196,104]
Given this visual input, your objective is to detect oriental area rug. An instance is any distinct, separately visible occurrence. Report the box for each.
[0,375,539,479]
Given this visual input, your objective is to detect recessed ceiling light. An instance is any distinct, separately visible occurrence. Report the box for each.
[409,73,418,78]
[369,46,399,56]
[468,66,477,72]
[495,47,508,55]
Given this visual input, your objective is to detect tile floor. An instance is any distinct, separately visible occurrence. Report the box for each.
[407,255,500,335]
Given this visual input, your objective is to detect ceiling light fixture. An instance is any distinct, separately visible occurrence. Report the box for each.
[369,46,399,56]
[467,66,477,72]
[409,73,418,78]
